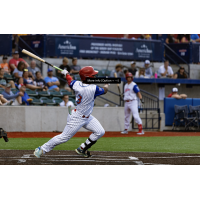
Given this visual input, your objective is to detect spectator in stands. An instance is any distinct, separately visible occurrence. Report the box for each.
[70,58,81,75]
[28,60,41,80]
[110,64,124,77]
[59,95,75,107]
[177,34,190,43]
[135,68,146,78]
[143,60,153,78]
[2,83,23,105]
[13,61,25,82]
[18,84,32,105]
[34,71,48,91]
[0,93,13,106]
[190,34,200,43]
[57,57,71,88]
[123,69,129,76]
[122,34,129,39]
[0,56,10,74]
[128,61,137,76]
[158,60,173,78]
[9,51,29,74]
[167,87,187,99]
[138,34,145,39]
[165,34,178,44]
[145,34,151,40]
[0,68,15,89]
[19,69,43,90]
[173,66,188,79]
[44,69,60,91]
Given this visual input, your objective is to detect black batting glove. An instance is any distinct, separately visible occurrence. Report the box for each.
[140,99,144,104]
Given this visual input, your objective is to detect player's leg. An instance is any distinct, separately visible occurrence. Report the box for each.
[75,115,105,157]
[34,112,84,158]
[121,102,131,134]
[130,100,144,135]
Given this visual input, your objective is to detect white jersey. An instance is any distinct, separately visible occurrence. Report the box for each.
[124,81,140,101]
[59,101,74,107]
[69,80,104,116]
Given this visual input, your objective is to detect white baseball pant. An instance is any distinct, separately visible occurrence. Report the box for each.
[124,100,142,130]
[41,109,105,153]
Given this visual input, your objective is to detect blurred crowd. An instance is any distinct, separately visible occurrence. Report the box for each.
[0,51,80,106]
[110,60,188,79]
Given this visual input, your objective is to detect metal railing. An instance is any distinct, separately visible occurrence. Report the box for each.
[164,43,190,78]
[132,89,161,130]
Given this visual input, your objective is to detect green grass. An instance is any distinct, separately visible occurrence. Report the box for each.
[1,136,200,154]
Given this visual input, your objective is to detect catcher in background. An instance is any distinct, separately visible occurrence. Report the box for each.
[121,73,145,135]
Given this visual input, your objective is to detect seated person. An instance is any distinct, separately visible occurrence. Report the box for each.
[0,56,11,74]
[34,71,48,91]
[28,60,41,80]
[0,93,13,105]
[128,61,137,76]
[44,69,60,91]
[2,83,23,105]
[143,60,153,78]
[158,60,173,78]
[135,68,148,78]
[173,66,188,79]
[167,87,187,99]
[59,95,75,107]
[13,61,25,82]
[57,57,71,88]
[110,64,124,77]
[18,84,32,105]
[0,68,15,89]
[70,58,81,75]
[18,69,43,91]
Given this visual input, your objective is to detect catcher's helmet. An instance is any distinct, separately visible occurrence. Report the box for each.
[79,66,98,81]
[126,72,133,80]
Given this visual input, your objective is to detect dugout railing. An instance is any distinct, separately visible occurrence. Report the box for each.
[132,89,161,130]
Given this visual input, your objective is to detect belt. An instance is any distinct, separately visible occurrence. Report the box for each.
[74,109,90,118]
[125,100,133,102]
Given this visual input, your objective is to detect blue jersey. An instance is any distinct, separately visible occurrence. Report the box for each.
[69,80,105,116]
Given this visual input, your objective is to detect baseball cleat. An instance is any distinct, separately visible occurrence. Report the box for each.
[121,130,128,134]
[34,146,43,158]
[75,147,91,158]
[137,130,145,135]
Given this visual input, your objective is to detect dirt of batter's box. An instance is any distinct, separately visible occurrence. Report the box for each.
[0,150,200,165]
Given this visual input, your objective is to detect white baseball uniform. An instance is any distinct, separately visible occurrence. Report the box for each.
[41,80,105,153]
[123,81,142,130]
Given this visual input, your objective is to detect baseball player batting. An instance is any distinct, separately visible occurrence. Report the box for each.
[121,72,145,135]
[34,66,109,158]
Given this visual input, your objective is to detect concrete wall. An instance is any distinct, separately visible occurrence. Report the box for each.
[0,106,165,132]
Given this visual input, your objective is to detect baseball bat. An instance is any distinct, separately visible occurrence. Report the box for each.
[22,49,63,71]
[114,72,123,99]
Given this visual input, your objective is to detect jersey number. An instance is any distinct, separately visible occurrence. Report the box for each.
[76,94,82,104]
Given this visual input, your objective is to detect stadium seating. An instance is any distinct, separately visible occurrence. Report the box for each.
[11,88,19,94]
[4,73,14,81]
[52,97,63,105]
[37,90,51,97]
[98,69,110,77]
[60,89,72,96]
[26,88,38,97]
[48,89,63,98]
[31,97,43,106]
[40,97,56,106]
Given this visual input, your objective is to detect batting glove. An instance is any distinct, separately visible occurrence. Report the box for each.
[140,99,144,104]
[61,69,69,76]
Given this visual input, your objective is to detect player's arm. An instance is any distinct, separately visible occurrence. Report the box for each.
[61,69,75,88]
[133,85,144,104]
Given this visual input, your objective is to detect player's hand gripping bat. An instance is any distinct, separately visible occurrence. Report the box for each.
[22,49,63,71]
